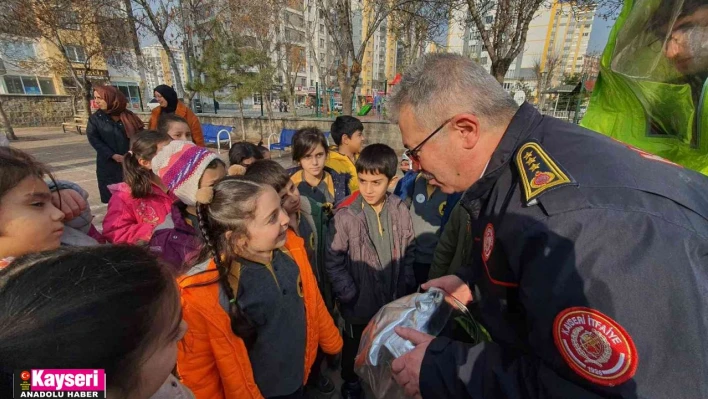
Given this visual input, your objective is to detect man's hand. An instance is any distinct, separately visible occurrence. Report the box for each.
[112,154,124,163]
[422,275,473,305]
[51,189,87,221]
[392,326,435,399]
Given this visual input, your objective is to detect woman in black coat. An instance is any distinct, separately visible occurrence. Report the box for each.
[86,85,144,203]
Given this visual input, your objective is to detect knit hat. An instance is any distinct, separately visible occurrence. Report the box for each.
[151,140,221,206]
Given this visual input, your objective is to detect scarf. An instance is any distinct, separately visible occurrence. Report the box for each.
[154,84,178,114]
[94,85,144,140]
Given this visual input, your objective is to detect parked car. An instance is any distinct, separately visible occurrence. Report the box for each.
[334,102,343,111]
[147,99,160,111]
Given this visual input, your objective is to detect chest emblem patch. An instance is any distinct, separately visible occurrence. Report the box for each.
[553,307,638,387]
[482,223,495,262]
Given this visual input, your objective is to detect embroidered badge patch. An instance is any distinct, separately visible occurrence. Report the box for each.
[516,141,575,205]
[553,307,638,387]
[482,223,494,262]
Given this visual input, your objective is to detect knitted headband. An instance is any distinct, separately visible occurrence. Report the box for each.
[151,140,221,206]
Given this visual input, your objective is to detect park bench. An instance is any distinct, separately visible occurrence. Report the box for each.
[202,124,233,152]
[62,116,87,135]
[267,129,332,157]
[268,128,297,157]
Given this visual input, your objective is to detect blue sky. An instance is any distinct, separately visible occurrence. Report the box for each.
[587,5,619,54]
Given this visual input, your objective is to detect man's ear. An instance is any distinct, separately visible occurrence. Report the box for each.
[452,113,481,150]
[388,176,400,190]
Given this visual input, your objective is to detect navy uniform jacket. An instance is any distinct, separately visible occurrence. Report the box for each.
[420,103,708,398]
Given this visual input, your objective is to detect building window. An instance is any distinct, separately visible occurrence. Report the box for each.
[3,75,55,95]
[39,78,56,94]
[65,45,86,63]
[61,11,81,30]
[0,40,36,60]
[583,32,589,36]
[113,83,141,109]
[310,79,314,86]
[480,56,487,65]
[485,15,493,24]
[320,38,325,48]
[320,24,324,34]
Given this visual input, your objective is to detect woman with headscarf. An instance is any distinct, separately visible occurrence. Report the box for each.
[148,85,204,147]
[86,85,145,203]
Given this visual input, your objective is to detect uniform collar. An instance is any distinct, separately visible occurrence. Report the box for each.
[462,102,542,203]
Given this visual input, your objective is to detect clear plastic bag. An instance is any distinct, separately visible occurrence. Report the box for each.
[354,288,478,399]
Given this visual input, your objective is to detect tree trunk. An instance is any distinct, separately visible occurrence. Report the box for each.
[0,98,17,141]
[82,84,92,118]
[491,59,512,85]
[161,41,186,99]
[123,0,149,109]
[238,99,246,141]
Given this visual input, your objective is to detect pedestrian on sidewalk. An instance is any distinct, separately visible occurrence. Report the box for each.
[87,85,144,203]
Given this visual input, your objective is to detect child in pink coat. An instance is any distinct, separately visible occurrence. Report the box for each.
[103,130,175,244]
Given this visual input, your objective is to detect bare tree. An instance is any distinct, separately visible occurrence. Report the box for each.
[123,0,149,107]
[131,0,186,98]
[315,0,392,115]
[303,0,338,114]
[460,0,547,83]
[390,2,448,70]
[0,0,135,116]
[0,97,16,141]
[532,50,560,109]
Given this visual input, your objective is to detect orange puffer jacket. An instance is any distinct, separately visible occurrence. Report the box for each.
[176,229,343,399]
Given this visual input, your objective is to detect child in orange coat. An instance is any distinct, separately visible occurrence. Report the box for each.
[177,175,342,399]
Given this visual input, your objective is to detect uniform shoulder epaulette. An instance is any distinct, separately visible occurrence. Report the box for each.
[515,140,576,206]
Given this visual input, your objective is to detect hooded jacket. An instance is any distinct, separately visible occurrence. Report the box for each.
[325,192,416,324]
[103,182,175,244]
[325,147,359,193]
[176,230,342,399]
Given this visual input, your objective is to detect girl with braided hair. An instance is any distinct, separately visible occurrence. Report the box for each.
[176,175,342,399]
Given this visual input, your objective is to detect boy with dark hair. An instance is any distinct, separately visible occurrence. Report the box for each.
[326,143,415,399]
[289,127,350,206]
[327,115,365,193]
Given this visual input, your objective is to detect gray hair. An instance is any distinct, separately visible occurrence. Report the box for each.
[389,53,519,129]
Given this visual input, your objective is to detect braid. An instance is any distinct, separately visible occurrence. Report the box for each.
[196,202,257,346]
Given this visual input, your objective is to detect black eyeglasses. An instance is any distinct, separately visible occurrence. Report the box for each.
[404,118,452,162]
